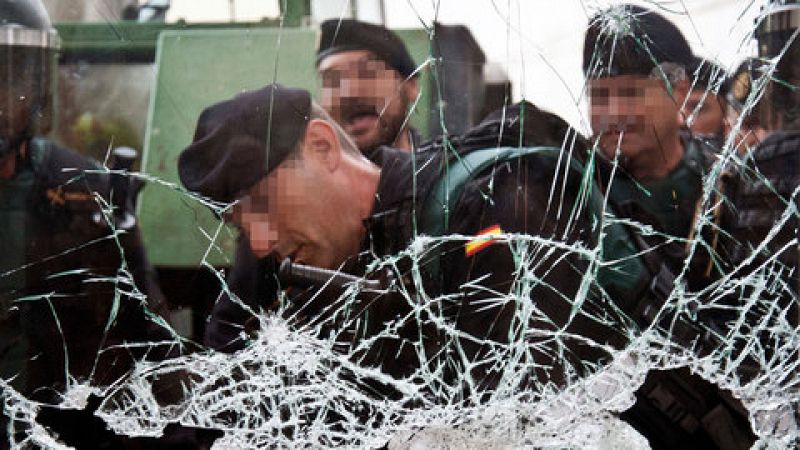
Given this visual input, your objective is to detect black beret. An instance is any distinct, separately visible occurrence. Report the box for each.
[316,19,416,78]
[583,5,693,79]
[178,84,310,203]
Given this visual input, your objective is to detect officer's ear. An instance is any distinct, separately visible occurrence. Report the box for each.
[300,119,340,173]
[676,84,694,126]
[402,77,419,105]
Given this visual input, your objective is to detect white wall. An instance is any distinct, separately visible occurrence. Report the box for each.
[167,0,280,23]
[380,0,765,133]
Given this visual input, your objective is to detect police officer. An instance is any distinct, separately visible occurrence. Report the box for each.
[584,5,727,298]
[0,0,171,418]
[584,5,756,449]
[180,84,625,403]
[681,58,730,148]
[715,1,800,296]
[584,5,712,241]
[316,19,421,157]
[723,58,770,154]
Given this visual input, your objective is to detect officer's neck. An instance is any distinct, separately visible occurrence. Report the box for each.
[357,163,381,220]
[340,155,382,230]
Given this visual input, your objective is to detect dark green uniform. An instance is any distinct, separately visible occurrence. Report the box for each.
[593,133,715,333]
[595,133,756,449]
[599,135,709,240]
[0,138,170,401]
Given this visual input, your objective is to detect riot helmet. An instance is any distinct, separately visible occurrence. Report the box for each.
[0,0,59,157]
[755,0,800,130]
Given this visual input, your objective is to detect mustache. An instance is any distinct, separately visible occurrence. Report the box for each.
[336,98,382,123]
[593,115,646,133]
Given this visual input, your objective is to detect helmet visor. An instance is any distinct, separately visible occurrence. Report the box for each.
[0,29,57,155]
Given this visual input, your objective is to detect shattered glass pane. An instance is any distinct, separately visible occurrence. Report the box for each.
[1,1,798,449]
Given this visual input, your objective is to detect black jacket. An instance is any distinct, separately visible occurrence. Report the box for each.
[0,138,171,401]
[717,131,800,289]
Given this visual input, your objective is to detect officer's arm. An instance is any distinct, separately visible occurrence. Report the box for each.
[439,157,611,392]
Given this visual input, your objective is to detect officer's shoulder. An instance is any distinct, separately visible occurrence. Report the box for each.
[461,146,580,198]
[29,138,113,210]
[30,138,106,187]
[740,131,800,197]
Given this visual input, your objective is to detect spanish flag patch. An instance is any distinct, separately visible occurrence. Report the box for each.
[465,224,504,257]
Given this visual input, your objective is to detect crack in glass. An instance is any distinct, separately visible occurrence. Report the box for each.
[1,1,798,449]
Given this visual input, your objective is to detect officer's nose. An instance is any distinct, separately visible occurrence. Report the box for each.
[239,213,279,258]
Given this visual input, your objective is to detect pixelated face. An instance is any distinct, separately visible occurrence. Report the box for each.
[681,89,725,136]
[589,75,680,163]
[318,50,410,152]
[223,157,362,270]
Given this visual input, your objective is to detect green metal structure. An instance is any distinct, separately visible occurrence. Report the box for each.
[56,20,281,63]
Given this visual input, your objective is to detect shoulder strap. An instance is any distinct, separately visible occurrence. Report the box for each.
[420,146,562,238]
[418,145,586,281]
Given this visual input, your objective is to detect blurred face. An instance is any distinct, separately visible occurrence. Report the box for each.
[318,50,413,153]
[224,156,363,270]
[681,89,725,136]
[589,75,681,168]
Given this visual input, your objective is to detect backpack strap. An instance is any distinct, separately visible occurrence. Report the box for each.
[420,146,558,236]
[418,146,592,281]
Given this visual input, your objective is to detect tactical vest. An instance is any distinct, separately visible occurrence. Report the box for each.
[602,137,714,328]
[596,137,758,449]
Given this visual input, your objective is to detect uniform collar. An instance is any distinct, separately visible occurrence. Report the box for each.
[361,146,414,255]
[361,145,447,258]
